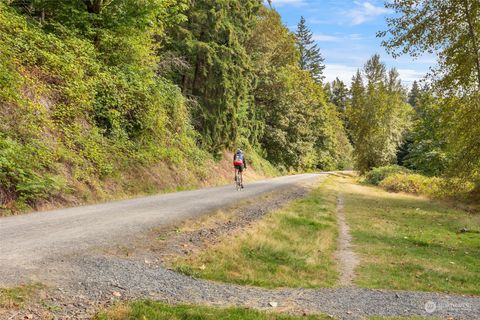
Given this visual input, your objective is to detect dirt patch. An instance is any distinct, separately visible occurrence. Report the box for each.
[335,194,359,287]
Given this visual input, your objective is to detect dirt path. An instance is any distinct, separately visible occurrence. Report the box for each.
[335,194,360,287]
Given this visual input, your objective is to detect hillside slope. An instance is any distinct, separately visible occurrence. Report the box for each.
[0,5,275,214]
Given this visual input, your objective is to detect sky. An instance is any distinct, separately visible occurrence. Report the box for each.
[269,0,435,86]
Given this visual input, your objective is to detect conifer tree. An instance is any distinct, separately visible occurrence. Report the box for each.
[408,81,420,108]
[331,78,349,114]
[295,16,325,83]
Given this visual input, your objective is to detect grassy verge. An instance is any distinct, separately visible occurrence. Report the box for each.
[94,301,334,320]
[0,283,44,309]
[340,176,480,295]
[172,177,339,288]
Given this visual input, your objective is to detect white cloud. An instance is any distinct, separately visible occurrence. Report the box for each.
[312,34,340,42]
[324,65,426,87]
[324,64,359,85]
[348,1,392,25]
[397,68,425,84]
[268,0,306,6]
[348,33,367,40]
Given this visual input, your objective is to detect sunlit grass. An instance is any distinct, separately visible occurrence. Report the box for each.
[341,178,480,295]
[0,283,45,309]
[94,301,334,320]
[172,178,339,288]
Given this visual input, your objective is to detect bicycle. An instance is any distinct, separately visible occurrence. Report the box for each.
[235,168,243,190]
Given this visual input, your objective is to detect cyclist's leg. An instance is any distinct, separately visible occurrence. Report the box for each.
[240,166,244,188]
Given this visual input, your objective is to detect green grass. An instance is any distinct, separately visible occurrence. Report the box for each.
[0,283,45,308]
[94,301,334,320]
[341,177,480,295]
[172,177,339,288]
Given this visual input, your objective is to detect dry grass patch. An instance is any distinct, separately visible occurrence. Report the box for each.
[172,178,339,288]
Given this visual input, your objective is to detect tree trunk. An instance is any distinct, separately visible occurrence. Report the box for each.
[463,0,480,89]
[84,0,104,14]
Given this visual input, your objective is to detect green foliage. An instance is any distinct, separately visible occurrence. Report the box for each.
[166,0,262,153]
[365,165,412,185]
[442,94,480,192]
[379,0,480,94]
[249,9,350,171]
[0,135,64,210]
[0,0,353,212]
[379,0,480,195]
[379,173,436,195]
[348,55,412,173]
[0,2,201,212]
[379,173,475,200]
[403,92,449,176]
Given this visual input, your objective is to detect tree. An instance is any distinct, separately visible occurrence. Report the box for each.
[404,92,449,175]
[348,55,412,173]
[379,0,480,194]
[379,0,480,93]
[166,0,262,153]
[408,81,421,108]
[247,8,351,170]
[330,78,349,115]
[295,16,325,83]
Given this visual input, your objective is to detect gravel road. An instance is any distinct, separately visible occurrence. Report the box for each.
[0,173,323,283]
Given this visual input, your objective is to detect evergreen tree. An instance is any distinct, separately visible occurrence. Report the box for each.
[408,81,420,108]
[167,0,261,153]
[331,78,349,114]
[295,16,325,83]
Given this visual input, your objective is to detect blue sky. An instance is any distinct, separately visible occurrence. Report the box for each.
[269,0,435,86]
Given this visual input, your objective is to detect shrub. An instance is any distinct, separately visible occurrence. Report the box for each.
[0,137,64,209]
[379,173,436,195]
[365,165,412,185]
[379,173,475,199]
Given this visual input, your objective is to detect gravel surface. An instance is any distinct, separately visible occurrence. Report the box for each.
[33,256,480,320]
[1,173,479,320]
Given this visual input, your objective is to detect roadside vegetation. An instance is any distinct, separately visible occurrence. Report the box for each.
[94,302,334,320]
[0,283,44,309]
[339,176,480,295]
[172,178,339,288]
[364,166,475,200]
[0,1,351,214]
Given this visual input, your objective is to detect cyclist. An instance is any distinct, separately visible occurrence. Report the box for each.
[233,148,247,188]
